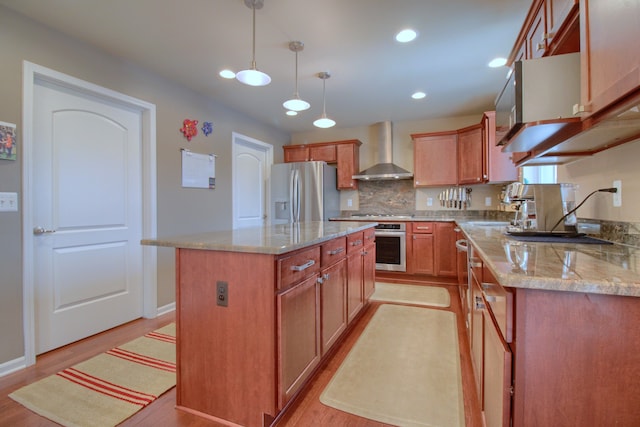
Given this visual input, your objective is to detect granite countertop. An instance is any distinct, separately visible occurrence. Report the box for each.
[141,221,377,255]
[457,220,640,297]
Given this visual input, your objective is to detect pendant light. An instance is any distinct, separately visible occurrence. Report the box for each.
[313,72,336,128]
[236,0,271,87]
[283,41,310,111]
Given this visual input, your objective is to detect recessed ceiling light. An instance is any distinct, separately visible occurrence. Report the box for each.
[488,57,507,68]
[412,91,427,100]
[219,69,236,79]
[395,29,417,43]
[286,110,298,116]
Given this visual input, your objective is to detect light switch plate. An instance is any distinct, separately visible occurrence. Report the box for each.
[0,192,18,212]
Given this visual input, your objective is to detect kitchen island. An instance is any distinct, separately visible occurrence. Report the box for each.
[142,221,376,427]
[456,221,640,427]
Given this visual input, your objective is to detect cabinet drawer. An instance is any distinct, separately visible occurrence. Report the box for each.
[321,237,347,267]
[278,246,321,290]
[347,232,364,254]
[482,267,513,343]
[412,222,433,233]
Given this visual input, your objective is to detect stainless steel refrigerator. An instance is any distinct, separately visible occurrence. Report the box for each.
[270,161,340,224]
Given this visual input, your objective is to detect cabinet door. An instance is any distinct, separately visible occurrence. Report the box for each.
[411,233,434,275]
[580,0,640,116]
[346,250,364,324]
[457,124,484,184]
[320,258,347,355]
[546,0,577,41]
[412,133,457,187]
[483,111,518,183]
[277,274,320,408]
[284,145,309,163]
[483,311,513,427]
[526,2,547,58]
[471,274,484,407]
[434,222,458,277]
[336,142,359,190]
[362,242,376,300]
[309,144,336,162]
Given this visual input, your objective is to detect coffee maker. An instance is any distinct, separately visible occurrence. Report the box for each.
[502,183,577,234]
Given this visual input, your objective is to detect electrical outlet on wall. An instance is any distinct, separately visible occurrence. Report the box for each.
[613,180,622,207]
[485,196,492,207]
[427,197,433,207]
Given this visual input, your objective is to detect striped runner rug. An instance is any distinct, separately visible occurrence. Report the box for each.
[9,323,176,427]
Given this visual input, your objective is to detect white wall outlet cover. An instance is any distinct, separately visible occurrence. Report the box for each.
[485,196,492,206]
[613,180,622,207]
[427,197,433,206]
[347,198,353,207]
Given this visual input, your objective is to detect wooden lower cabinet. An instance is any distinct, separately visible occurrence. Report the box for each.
[347,249,364,324]
[434,222,457,277]
[320,258,347,355]
[411,233,434,275]
[277,274,321,408]
[363,241,376,299]
[483,310,512,427]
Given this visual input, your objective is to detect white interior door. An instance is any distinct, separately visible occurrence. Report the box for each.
[232,132,273,229]
[32,78,144,354]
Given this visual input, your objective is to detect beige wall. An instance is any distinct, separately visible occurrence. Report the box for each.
[0,7,288,366]
[557,138,640,222]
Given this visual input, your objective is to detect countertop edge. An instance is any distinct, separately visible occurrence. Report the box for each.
[141,222,377,255]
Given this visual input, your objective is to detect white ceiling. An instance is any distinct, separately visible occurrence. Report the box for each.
[0,0,531,134]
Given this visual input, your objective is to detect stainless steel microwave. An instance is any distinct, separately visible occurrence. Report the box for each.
[495,53,581,146]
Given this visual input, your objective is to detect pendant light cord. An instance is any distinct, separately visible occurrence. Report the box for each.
[250,6,257,68]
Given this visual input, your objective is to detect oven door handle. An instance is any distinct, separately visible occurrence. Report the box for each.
[375,231,406,237]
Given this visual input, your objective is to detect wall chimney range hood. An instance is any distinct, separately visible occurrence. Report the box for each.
[352,121,413,180]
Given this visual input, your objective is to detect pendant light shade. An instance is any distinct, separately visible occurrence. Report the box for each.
[236,0,271,87]
[313,72,336,128]
[283,41,310,111]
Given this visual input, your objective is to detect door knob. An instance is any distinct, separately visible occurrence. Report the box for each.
[33,226,56,235]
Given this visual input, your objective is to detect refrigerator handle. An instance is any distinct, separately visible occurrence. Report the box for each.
[294,169,301,222]
[289,170,295,222]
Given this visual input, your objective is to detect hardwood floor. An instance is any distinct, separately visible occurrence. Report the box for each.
[0,285,482,427]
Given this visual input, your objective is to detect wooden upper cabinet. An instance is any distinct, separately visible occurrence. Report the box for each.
[483,111,518,183]
[336,140,360,190]
[579,0,640,116]
[526,2,547,58]
[283,145,309,163]
[412,131,457,187]
[457,124,484,185]
[283,140,361,190]
[309,144,336,162]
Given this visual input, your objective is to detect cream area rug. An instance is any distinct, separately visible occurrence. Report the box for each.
[320,305,464,427]
[10,323,176,427]
[369,282,451,308]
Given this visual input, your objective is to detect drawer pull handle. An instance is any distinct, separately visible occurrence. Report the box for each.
[328,247,344,255]
[291,259,315,272]
[416,227,431,230]
[470,262,482,268]
[350,239,363,246]
[475,296,486,310]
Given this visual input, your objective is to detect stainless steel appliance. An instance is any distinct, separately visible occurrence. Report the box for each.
[270,161,340,224]
[373,222,406,272]
[495,53,580,148]
[503,183,577,233]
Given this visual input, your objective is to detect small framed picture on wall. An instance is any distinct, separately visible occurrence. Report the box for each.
[0,121,17,161]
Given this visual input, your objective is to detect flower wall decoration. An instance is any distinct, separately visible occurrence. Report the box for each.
[202,121,213,136]
[180,119,198,141]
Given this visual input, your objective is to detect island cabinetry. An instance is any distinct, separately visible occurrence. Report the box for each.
[277,273,320,408]
[170,226,376,426]
[412,131,458,187]
[345,229,376,323]
[362,228,376,300]
[283,140,361,190]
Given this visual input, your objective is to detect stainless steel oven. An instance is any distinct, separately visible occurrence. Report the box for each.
[374,222,406,272]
